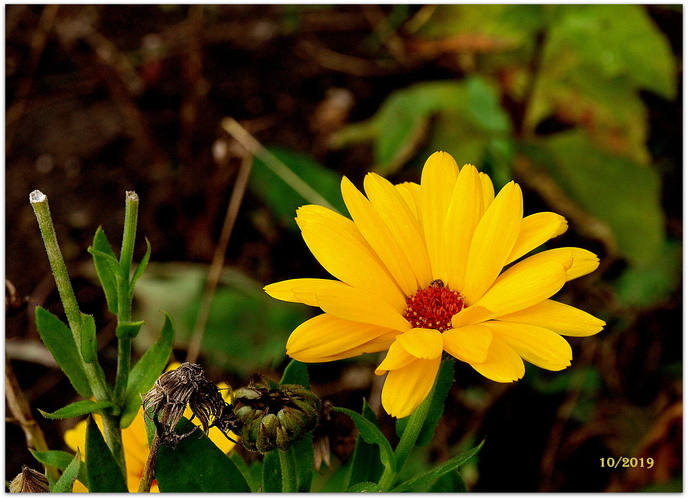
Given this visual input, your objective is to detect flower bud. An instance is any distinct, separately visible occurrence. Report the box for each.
[10,466,50,493]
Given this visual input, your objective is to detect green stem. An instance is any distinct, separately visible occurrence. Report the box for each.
[278,448,298,493]
[113,192,138,405]
[30,190,126,473]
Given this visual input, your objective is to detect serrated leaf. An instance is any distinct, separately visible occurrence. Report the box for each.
[129,237,152,299]
[347,400,385,488]
[524,131,664,266]
[35,306,92,398]
[332,406,396,480]
[51,450,81,492]
[279,359,310,388]
[39,399,119,420]
[115,320,145,340]
[85,415,128,492]
[79,313,97,364]
[156,419,251,492]
[30,450,89,490]
[262,449,282,492]
[120,312,174,429]
[391,440,484,492]
[89,227,121,315]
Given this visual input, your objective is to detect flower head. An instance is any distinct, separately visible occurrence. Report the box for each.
[265,151,605,418]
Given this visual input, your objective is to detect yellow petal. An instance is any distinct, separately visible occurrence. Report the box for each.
[296,204,406,309]
[479,172,495,211]
[315,331,399,362]
[375,340,415,374]
[395,182,421,220]
[522,247,600,281]
[379,356,441,418]
[451,305,493,328]
[497,299,605,337]
[487,321,572,371]
[443,163,484,290]
[462,181,523,304]
[443,324,492,364]
[264,278,339,307]
[474,259,569,318]
[286,314,397,362]
[420,151,459,279]
[340,177,420,296]
[396,328,443,359]
[468,335,524,382]
[506,212,568,265]
[364,173,434,289]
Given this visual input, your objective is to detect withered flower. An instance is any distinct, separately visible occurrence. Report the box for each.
[9,465,50,493]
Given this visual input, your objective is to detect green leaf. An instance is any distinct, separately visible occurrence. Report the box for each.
[39,399,119,420]
[79,313,97,364]
[115,320,145,340]
[35,306,92,399]
[262,449,282,492]
[120,311,175,429]
[229,452,259,492]
[347,400,385,488]
[280,359,310,388]
[391,440,484,492]
[156,419,251,492]
[523,131,665,266]
[414,357,454,447]
[613,239,682,309]
[347,481,384,492]
[51,450,81,492]
[292,432,315,492]
[332,406,396,478]
[85,415,128,492]
[129,237,152,298]
[30,450,89,490]
[429,469,467,492]
[250,147,348,228]
[88,227,121,315]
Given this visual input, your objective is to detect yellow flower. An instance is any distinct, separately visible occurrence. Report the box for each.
[265,151,605,418]
[65,366,235,492]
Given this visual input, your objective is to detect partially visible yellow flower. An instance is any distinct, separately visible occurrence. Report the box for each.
[265,151,605,418]
[65,364,235,492]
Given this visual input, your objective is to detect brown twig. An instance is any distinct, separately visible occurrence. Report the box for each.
[137,433,161,493]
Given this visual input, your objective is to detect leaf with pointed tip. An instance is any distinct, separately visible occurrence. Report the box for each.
[88,227,121,315]
[347,400,385,488]
[280,359,310,389]
[39,399,119,420]
[51,450,81,492]
[30,450,89,490]
[115,320,145,340]
[85,416,128,492]
[79,313,97,364]
[129,237,152,299]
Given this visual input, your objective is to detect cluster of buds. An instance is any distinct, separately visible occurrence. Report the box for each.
[142,363,321,454]
[233,383,322,453]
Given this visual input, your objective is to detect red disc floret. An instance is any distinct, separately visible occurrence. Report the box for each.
[402,279,465,332]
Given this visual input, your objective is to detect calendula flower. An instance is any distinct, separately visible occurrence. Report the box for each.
[265,151,605,418]
[65,364,235,492]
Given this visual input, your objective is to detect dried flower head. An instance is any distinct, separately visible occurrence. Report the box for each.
[10,465,50,493]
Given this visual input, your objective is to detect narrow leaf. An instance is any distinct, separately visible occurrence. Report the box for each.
[429,469,467,492]
[292,432,314,492]
[156,419,251,492]
[85,415,128,492]
[30,450,89,490]
[115,320,145,340]
[347,481,384,492]
[35,306,92,398]
[79,313,98,364]
[332,406,396,476]
[120,312,174,429]
[262,450,282,492]
[391,440,484,492]
[129,237,152,298]
[39,399,119,420]
[51,450,81,492]
[88,227,121,315]
[280,359,310,388]
[347,400,385,488]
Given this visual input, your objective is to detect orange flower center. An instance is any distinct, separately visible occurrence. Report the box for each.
[403,279,465,333]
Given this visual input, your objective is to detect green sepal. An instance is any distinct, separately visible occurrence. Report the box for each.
[120,312,174,429]
[115,320,145,340]
[280,359,310,389]
[347,400,385,488]
[391,440,484,492]
[156,418,251,492]
[347,481,384,492]
[50,450,81,492]
[79,313,98,364]
[129,237,151,299]
[332,406,396,480]
[85,415,128,492]
[30,450,89,490]
[88,227,121,315]
[262,450,282,492]
[396,357,454,446]
[39,399,119,420]
[35,306,92,398]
